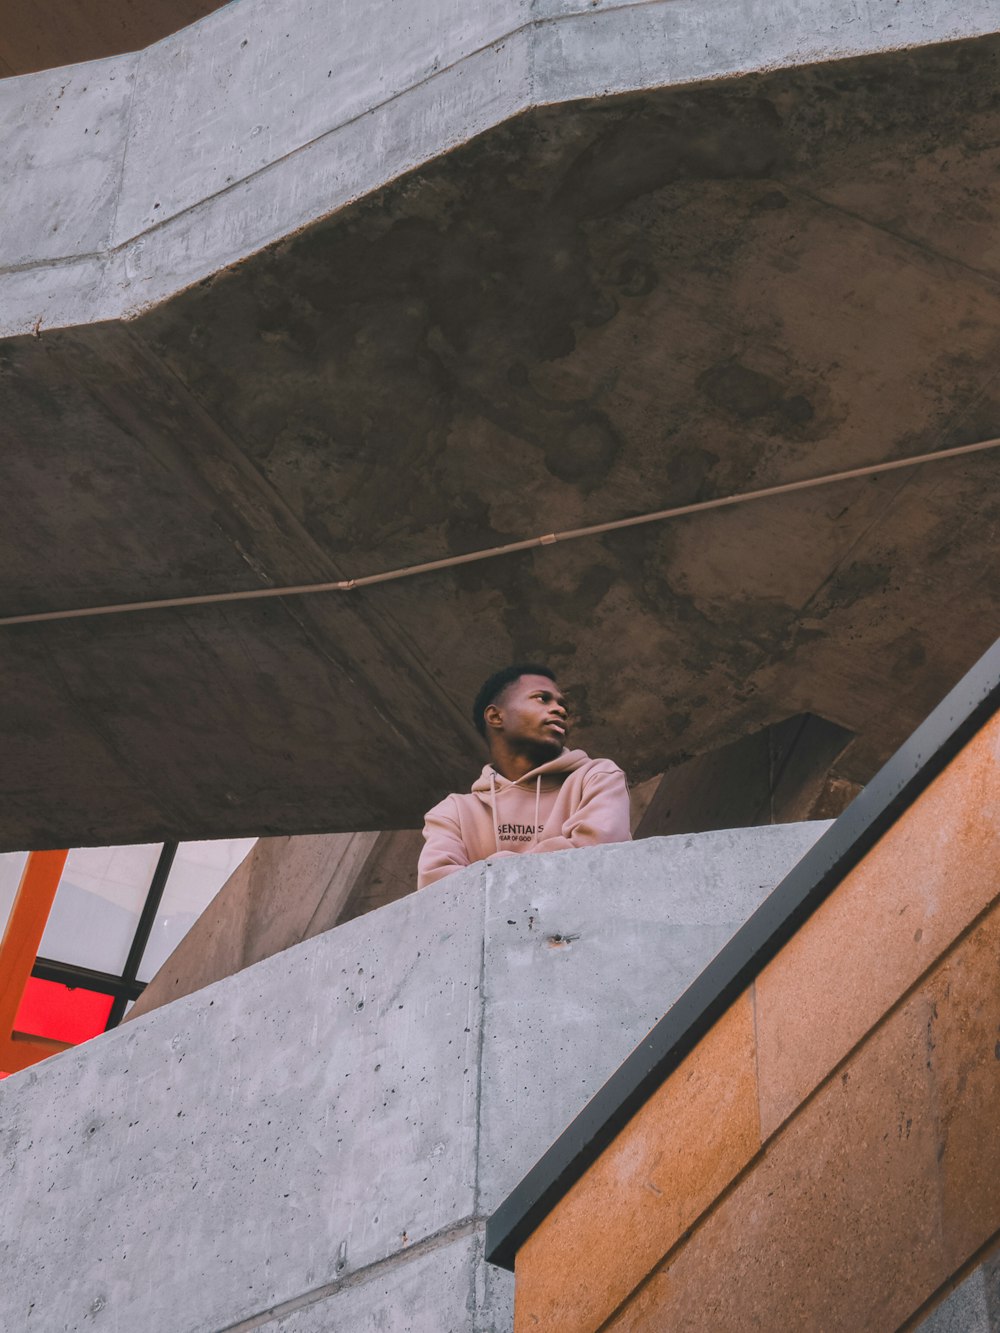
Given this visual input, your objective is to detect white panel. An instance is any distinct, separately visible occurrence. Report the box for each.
[137,838,257,983]
[38,843,162,974]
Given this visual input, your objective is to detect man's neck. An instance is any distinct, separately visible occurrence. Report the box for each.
[488,739,558,782]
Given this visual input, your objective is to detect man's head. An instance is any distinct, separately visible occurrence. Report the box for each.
[473,664,569,771]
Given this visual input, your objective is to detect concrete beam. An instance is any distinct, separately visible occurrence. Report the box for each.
[0,824,826,1331]
[3,0,998,335]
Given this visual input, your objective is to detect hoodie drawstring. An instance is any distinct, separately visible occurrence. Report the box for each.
[489,770,499,853]
[489,770,543,850]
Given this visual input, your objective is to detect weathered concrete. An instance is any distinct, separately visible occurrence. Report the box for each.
[3,0,999,331]
[4,7,1000,851]
[477,826,830,1216]
[0,824,827,1331]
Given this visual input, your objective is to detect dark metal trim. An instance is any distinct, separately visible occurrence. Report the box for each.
[485,636,1000,1271]
[32,957,146,1003]
[105,841,177,1028]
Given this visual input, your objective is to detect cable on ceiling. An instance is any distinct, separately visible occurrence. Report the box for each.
[2,434,998,629]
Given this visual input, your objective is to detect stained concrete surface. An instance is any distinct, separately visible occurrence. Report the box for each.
[0,825,826,1332]
[5,0,998,331]
[5,32,1000,848]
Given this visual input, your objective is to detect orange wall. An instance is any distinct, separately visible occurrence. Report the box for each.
[514,710,1000,1331]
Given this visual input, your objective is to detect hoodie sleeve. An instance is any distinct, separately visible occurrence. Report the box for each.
[531,762,632,854]
[417,797,470,889]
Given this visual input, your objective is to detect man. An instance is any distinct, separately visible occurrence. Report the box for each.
[417,664,631,888]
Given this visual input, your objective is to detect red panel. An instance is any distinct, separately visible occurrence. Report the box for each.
[14,977,113,1044]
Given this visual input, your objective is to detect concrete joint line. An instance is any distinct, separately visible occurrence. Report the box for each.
[108,57,141,260]
[0,250,110,279]
[1,435,998,628]
[111,26,532,253]
[218,1216,484,1333]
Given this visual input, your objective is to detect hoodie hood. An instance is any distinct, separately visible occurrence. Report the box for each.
[470,749,593,853]
[470,748,592,796]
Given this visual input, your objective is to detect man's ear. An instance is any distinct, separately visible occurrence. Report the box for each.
[483,703,504,732]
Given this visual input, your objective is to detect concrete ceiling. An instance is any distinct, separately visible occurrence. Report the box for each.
[0,0,225,77]
[3,36,1000,850]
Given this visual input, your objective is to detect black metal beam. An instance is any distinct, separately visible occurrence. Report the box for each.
[485,635,1000,1271]
[105,841,177,1028]
[32,957,146,1002]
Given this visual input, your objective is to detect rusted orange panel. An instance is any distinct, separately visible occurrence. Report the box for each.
[603,900,1000,1333]
[0,850,68,1072]
[754,709,1000,1138]
[0,1033,72,1075]
[514,992,760,1333]
[923,913,1000,1273]
[513,710,1000,1331]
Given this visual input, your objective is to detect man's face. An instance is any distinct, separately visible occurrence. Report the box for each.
[490,674,569,756]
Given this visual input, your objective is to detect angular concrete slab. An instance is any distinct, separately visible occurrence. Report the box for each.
[0,875,484,1332]
[4,0,999,331]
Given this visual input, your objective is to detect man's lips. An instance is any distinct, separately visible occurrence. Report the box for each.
[544,720,566,736]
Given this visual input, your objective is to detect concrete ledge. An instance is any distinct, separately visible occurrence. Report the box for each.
[2,0,999,333]
[0,824,826,1331]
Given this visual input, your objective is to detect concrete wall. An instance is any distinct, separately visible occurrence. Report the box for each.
[131,783,671,1020]
[513,710,1000,1332]
[3,0,999,334]
[0,823,825,1331]
[127,779,684,1022]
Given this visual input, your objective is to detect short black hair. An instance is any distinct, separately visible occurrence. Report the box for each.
[472,663,556,737]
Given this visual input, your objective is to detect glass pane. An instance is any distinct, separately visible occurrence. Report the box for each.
[0,851,30,941]
[137,838,256,983]
[39,843,163,975]
[15,976,113,1044]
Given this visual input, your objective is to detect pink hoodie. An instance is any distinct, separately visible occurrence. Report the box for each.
[417,749,631,889]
